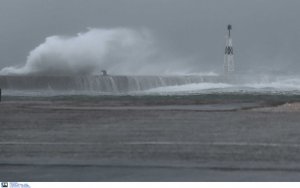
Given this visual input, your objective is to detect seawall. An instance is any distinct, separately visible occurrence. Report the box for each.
[0,75,224,93]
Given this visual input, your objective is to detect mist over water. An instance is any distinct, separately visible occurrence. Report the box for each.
[0,28,192,76]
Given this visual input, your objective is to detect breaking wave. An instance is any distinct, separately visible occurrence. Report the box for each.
[143,83,233,94]
[142,77,300,95]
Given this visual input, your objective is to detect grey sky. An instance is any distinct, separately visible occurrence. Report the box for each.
[0,0,300,74]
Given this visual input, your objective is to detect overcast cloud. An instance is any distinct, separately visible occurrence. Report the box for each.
[0,0,300,74]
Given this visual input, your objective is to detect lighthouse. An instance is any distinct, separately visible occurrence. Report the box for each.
[224,24,235,74]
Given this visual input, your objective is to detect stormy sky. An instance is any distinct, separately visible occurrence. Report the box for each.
[0,0,300,74]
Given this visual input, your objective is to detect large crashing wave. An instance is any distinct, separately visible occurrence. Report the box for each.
[0,28,190,76]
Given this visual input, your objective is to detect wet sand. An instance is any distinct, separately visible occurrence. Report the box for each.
[251,102,300,112]
[1,100,300,181]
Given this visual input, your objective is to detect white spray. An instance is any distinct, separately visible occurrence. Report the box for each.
[0,28,192,76]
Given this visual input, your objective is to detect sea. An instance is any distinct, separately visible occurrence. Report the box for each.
[1,74,300,105]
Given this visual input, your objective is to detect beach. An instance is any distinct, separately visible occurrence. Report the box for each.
[1,96,300,181]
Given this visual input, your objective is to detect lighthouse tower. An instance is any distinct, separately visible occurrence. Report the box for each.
[224,24,235,74]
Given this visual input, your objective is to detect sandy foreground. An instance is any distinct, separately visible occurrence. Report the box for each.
[251,102,300,112]
[1,100,300,181]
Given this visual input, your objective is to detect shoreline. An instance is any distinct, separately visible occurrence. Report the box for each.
[2,94,300,112]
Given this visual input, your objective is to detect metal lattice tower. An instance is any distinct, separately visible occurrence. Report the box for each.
[224,24,235,74]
